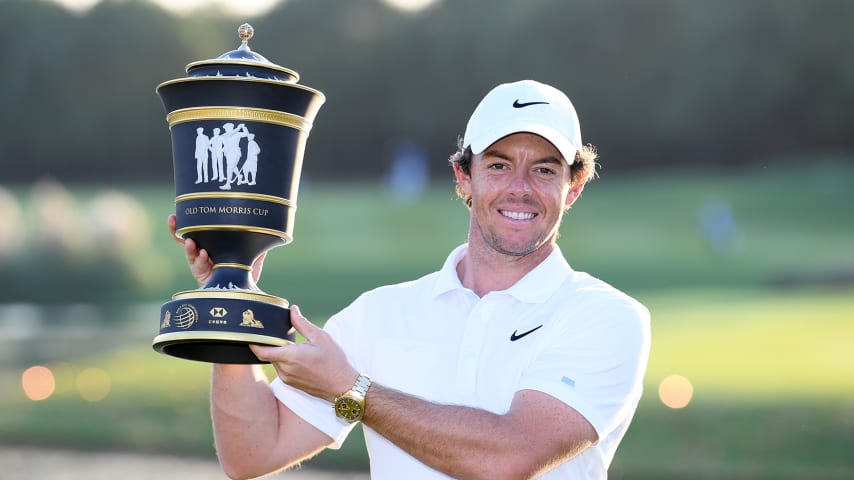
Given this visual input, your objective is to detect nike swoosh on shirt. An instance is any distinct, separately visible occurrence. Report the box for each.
[513,99,550,108]
[510,325,543,341]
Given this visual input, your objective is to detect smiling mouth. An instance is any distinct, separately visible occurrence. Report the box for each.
[499,210,537,220]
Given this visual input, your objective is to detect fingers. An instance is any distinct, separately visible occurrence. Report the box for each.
[167,214,183,245]
[249,308,356,402]
[254,251,267,266]
[251,252,267,284]
[289,305,321,343]
[247,306,318,358]
[169,214,212,286]
[189,243,210,271]
[182,234,204,266]
[168,215,204,263]
[249,344,307,394]
[249,344,278,362]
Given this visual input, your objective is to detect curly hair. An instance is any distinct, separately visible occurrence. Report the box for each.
[448,137,599,208]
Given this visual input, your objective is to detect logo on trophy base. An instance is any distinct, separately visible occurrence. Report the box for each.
[152,24,325,364]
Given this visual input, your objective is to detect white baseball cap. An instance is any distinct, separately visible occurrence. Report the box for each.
[463,80,583,165]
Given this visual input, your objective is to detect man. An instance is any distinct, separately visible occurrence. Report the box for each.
[170,80,650,479]
[209,127,224,182]
[239,133,261,186]
[193,127,210,184]
[219,122,250,190]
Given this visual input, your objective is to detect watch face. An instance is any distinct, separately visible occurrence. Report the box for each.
[335,397,363,422]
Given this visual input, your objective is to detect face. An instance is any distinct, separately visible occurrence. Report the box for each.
[454,133,584,258]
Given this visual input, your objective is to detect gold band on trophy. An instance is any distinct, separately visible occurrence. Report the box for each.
[175,192,296,207]
[213,263,253,271]
[172,289,289,307]
[153,331,293,347]
[167,106,312,132]
[175,224,292,242]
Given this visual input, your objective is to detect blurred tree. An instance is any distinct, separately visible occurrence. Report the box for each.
[0,0,852,182]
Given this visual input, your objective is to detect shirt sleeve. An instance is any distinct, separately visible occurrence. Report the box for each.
[517,298,651,440]
[268,377,356,449]
[266,299,367,449]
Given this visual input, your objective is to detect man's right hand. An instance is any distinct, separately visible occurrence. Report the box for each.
[168,214,213,288]
[168,214,267,288]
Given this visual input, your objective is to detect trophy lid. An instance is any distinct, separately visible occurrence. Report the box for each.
[185,24,300,82]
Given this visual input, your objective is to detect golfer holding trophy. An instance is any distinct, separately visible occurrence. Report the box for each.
[155,24,650,480]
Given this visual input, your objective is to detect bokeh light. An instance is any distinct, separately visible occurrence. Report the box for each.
[31,180,85,255]
[22,365,56,401]
[382,0,438,12]
[50,0,438,16]
[76,367,111,402]
[658,374,694,409]
[88,189,152,258]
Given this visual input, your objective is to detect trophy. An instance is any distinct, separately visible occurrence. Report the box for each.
[153,24,325,363]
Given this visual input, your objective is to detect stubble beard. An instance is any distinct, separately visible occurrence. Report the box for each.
[473,218,559,259]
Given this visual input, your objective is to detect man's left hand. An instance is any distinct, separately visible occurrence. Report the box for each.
[251,306,358,402]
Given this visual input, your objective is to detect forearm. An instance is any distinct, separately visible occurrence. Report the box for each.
[210,364,281,478]
[362,384,554,480]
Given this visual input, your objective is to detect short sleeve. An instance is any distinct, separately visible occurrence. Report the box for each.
[265,299,367,450]
[268,377,356,449]
[517,299,651,439]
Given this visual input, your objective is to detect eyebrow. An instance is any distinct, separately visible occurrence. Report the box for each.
[482,149,564,166]
[536,156,565,167]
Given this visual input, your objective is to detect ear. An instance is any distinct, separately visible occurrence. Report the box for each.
[452,161,472,198]
[564,182,585,209]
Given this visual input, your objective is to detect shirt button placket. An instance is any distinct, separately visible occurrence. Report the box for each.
[455,295,494,402]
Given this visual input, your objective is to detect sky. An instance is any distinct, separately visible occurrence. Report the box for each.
[50,0,439,16]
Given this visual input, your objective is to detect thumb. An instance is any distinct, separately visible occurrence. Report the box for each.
[289,305,321,343]
[249,343,278,362]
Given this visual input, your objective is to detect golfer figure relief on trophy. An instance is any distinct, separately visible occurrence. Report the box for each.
[153,24,325,363]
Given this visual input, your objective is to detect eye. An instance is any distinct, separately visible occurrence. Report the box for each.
[488,162,507,170]
[535,166,556,175]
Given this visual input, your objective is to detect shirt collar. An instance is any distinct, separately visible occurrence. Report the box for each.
[432,244,469,298]
[432,243,573,303]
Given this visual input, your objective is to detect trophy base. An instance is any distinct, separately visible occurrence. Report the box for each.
[153,289,294,364]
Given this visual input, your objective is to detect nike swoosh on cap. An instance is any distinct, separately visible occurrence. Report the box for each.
[512,99,550,108]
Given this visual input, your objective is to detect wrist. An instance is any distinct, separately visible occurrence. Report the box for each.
[328,369,359,402]
[333,373,372,423]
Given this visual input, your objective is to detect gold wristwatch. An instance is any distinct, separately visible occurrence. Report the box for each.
[334,374,372,423]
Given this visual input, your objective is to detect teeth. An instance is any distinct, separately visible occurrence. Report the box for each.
[500,210,535,220]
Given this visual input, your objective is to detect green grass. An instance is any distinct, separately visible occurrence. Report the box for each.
[1,158,853,476]
[616,288,854,478]
[613,398,853,479]
[641,288,854,401]
[1,287,851,476]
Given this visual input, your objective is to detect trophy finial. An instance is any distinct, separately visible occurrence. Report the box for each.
[238,23,254,49]
[185,22,299,80]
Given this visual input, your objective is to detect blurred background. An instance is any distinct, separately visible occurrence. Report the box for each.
[0,0,852,478]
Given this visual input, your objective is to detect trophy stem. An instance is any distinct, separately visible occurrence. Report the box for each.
[204,263,258,291]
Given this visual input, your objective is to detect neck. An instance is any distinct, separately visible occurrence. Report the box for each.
[456,239,555,298]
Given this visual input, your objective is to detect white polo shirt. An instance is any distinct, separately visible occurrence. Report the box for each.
[270,243,650,479]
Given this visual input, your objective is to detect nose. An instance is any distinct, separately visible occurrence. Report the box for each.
[508,171,533,196]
